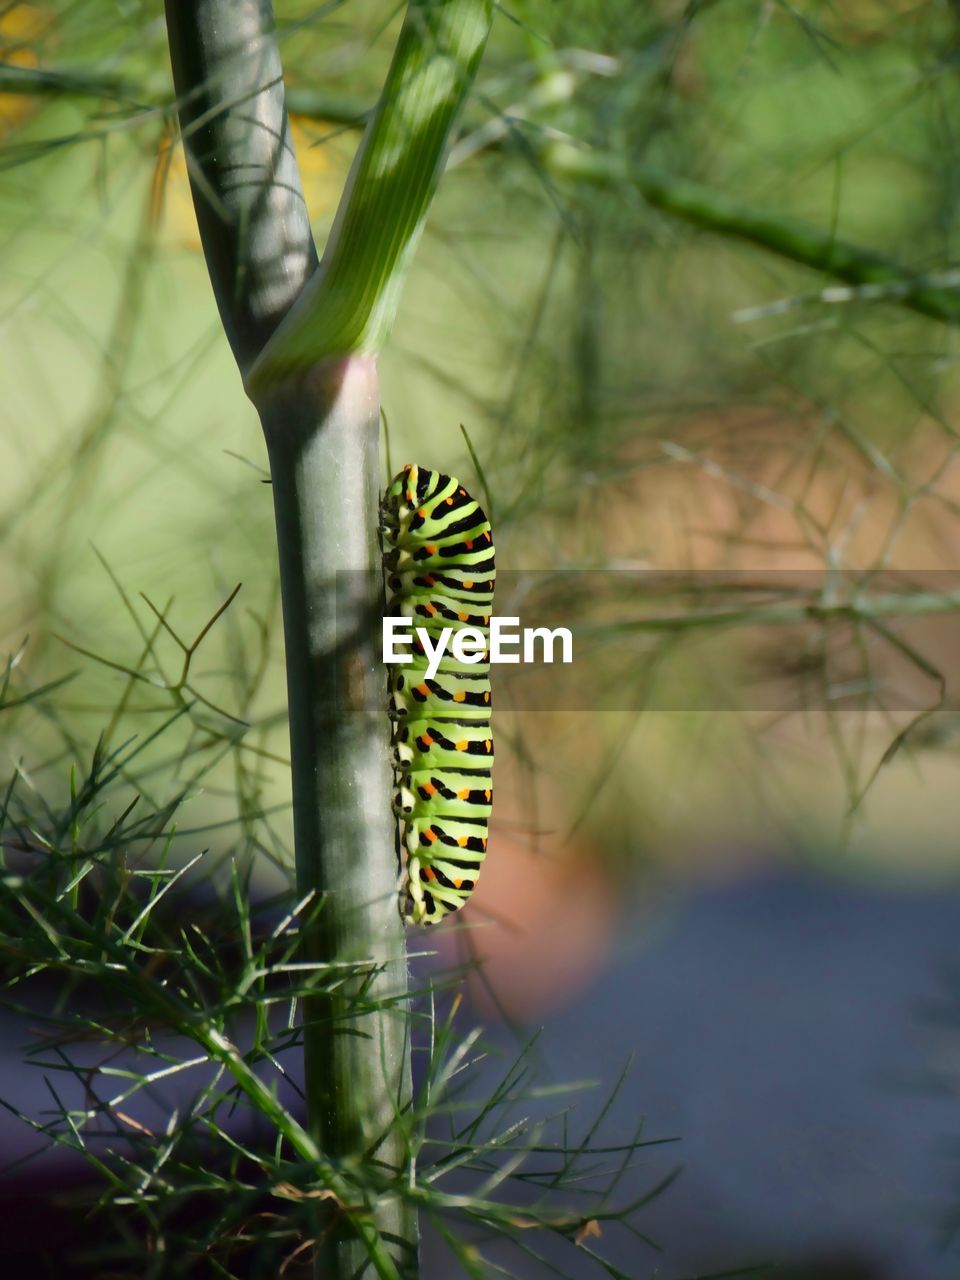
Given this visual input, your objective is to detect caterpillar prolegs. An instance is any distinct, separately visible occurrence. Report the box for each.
[380,464,495,926]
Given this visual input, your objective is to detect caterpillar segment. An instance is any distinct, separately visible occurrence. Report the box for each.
[381,463,494,926]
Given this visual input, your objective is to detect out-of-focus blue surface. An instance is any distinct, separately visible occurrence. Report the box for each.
[420,870,960,1279]
[3,870,960,1277]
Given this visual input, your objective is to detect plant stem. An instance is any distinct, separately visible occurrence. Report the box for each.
[26,34,960,328]
[15,870,405,1280]
[259,356,416,1278]
[163,0,318,373]
[247,0,494,388]
[164,5,416,1275]
[165,4,496,1274]
[544,141,960,327]
[584,587,960,636]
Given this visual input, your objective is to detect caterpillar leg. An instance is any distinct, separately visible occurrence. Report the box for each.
[405,857,428,926]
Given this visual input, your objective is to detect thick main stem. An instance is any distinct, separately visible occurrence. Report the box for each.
[259,357,416,1279]
[164,5,494,1274]
[164,0,318,371]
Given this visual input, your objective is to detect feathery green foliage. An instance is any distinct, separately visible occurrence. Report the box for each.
[0,644,670,1275]
[5,0,960,1276]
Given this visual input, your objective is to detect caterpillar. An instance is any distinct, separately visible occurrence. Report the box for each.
[381,463,495,926]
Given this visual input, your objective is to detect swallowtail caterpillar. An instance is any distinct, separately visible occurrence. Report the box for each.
[381,464,494,926]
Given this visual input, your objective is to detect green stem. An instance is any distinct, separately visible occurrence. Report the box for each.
[165,4,497,1275]
[259,357,416,1279]
[544,141,960,327]
[163,5,416,1276]
[19,877,404,1280]
[16,47,960,329]
[192,1023,404,1280]
[0,64,137,101]
[246,0,494,391]
[584,587,960,636]
[163,0,318,372]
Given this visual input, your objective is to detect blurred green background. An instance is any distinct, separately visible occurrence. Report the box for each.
[4,0,960,1012]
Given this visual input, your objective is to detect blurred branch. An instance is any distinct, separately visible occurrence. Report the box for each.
[0,63,144,103]
[545,141,960,327]
[0,52,596,132]
[34,37,960,337]
[587,586,960,636]
[12,43,960,336]
[0,63,370,123]
[286,87,372,124]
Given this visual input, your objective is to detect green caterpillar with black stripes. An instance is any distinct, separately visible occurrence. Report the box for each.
[381,463,494,926]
